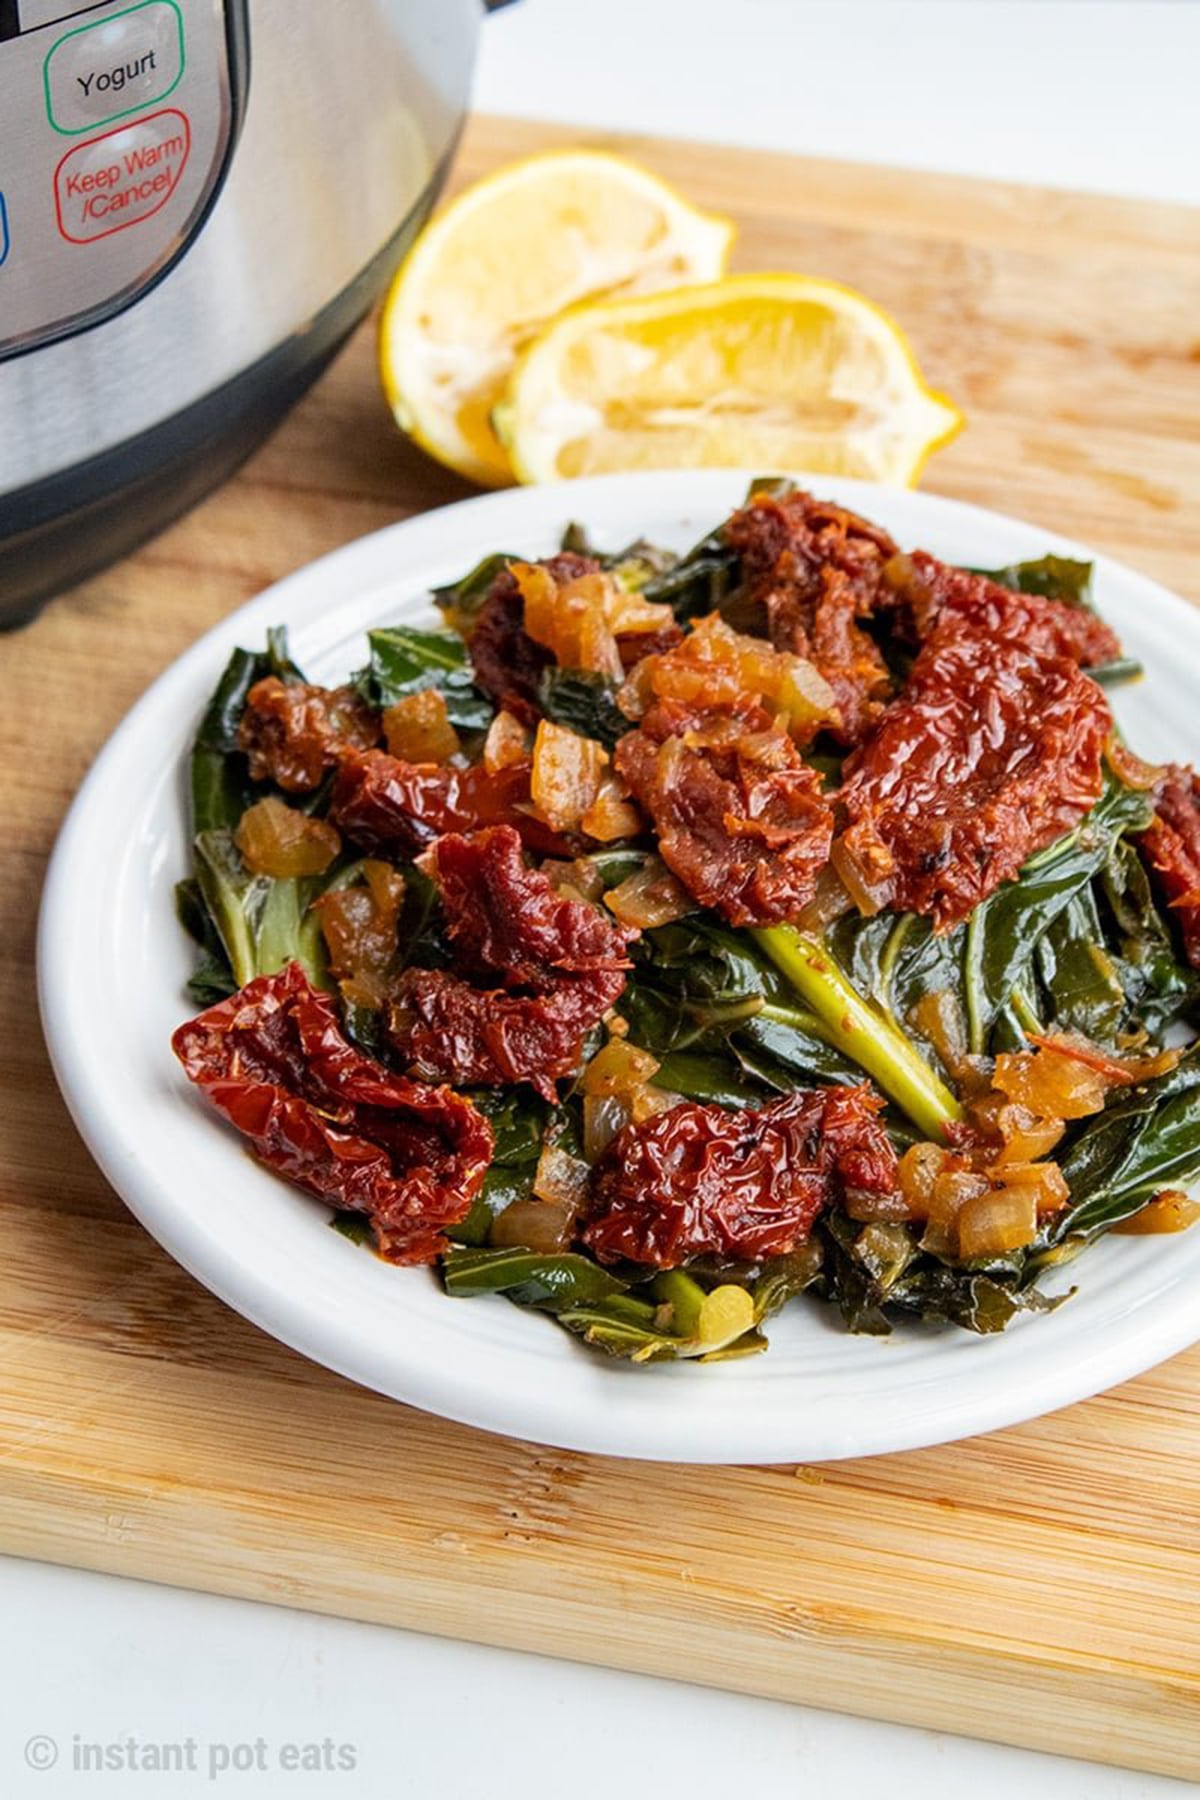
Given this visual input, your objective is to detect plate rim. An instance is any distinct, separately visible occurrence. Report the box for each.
[36,468,1200,1464]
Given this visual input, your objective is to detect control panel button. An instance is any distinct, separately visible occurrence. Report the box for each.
[0,192,8,268]
[54,108,190,243]
[44,1,184,135]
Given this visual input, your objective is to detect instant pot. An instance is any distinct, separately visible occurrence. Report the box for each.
[0,0,503,626]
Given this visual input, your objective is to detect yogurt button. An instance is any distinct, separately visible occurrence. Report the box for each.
[45,2,184,134]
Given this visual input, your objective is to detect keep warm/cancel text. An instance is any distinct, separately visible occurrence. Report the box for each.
[56,112,190,239]
[64,129,186,205]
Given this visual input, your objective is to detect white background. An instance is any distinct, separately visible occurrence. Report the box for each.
[6,3,1199,1797]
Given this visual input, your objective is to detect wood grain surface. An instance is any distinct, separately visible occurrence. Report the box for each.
[3,115,1200,1778]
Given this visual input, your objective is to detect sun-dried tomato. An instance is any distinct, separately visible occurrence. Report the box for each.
[238,677,379,792]
[171,962,492,1264]
[468,552,597,724]
[725,493,1123,747]
[583,1085,898,1266]
[389,826,635,1100]
[836,617,1110,930]
[329,748,568,859]
[895,552,1122,669]
[1138,764,1200,967]
[725,491,899,744]
[613,708,834,927]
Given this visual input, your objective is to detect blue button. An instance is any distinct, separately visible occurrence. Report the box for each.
[0,193,8,267]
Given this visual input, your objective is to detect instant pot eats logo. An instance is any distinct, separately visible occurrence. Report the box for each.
[53,107,190,244]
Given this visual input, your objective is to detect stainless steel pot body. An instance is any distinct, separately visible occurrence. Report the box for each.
[0,0,481,621]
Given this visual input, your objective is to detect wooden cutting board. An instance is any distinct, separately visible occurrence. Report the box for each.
[4,116,1200,1779]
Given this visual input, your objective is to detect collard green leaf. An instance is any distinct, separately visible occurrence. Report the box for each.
[633,917,779,1008]
[754,926,963,1139]
[393,863,449,973]
[652,1051,766,1108]
[358,624,493,730]
[886,1266,1062,1333]
[266,625,306,683]
[1098,841,1200,1036]
[817,1213,1061,1335]
[190,646,270,836]
[1052,1049,1200,1241]
[981,554,1094,607]
[193,827,331,990]
[829,910,967,1077]
[330,1211,375,1247]
[442,1246,628,1308]
[752,1245,825,1322]
[1090,658,1145,688]
[537,668,629,750]
[734,1012,864,1088]
[556,1274,762,1362]
[962,775,1155,1053]
[621,915,858,1095]
[1036,888,1125,1041]
[635,481,791,621]
[557,523,679,593]
[443,1089,554,1246]
[175,877,238,1005]
[432,552,515,630]
[604,538,680,592]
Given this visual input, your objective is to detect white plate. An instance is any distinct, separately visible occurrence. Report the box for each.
[38,471,1200,1464]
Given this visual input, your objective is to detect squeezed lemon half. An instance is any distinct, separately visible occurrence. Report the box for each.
[379,150,735,487]
[494,272,963,487]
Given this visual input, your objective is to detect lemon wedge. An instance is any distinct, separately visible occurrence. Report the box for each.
[380,151,735,487]
[495,273,963,486]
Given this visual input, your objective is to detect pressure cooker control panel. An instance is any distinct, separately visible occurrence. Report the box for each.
[0,0,240,358]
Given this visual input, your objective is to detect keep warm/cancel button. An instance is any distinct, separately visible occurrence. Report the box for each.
[54,108,190,243]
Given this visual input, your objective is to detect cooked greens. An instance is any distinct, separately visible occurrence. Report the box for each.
[174,481,1200,1365]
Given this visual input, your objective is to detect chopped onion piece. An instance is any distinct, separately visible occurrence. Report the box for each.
[604,855,693,928]
[483,709,531,774]
[911,989,968,1079]
[775,657,839,730]
[957,1187,1039,1259]
[1113,1190,1200,1235]
[582,1039,661,1096]
[844,1185,916,1223]
[513,563,625,677]
[629,612,838,742]
[234,796,341,878]
[583,1092,632,1162]
[581,775,641,843]
[531,719,608,831]
[1027,1032,1180,1087]
[1107,739,1165,792]
[920,1163,991,1255]
[992,1159,1070,1215]
[606,588,677,637]
[830,835,892,918]
[992,1046,1109,1119]
[897,1141,945,1220]
[796,864,854,933]
[630,1084,681,1124]
[533,1142,592,1208]
[490,1197,575,1253]
[314,859,405,1007]
[382,689,461,764]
